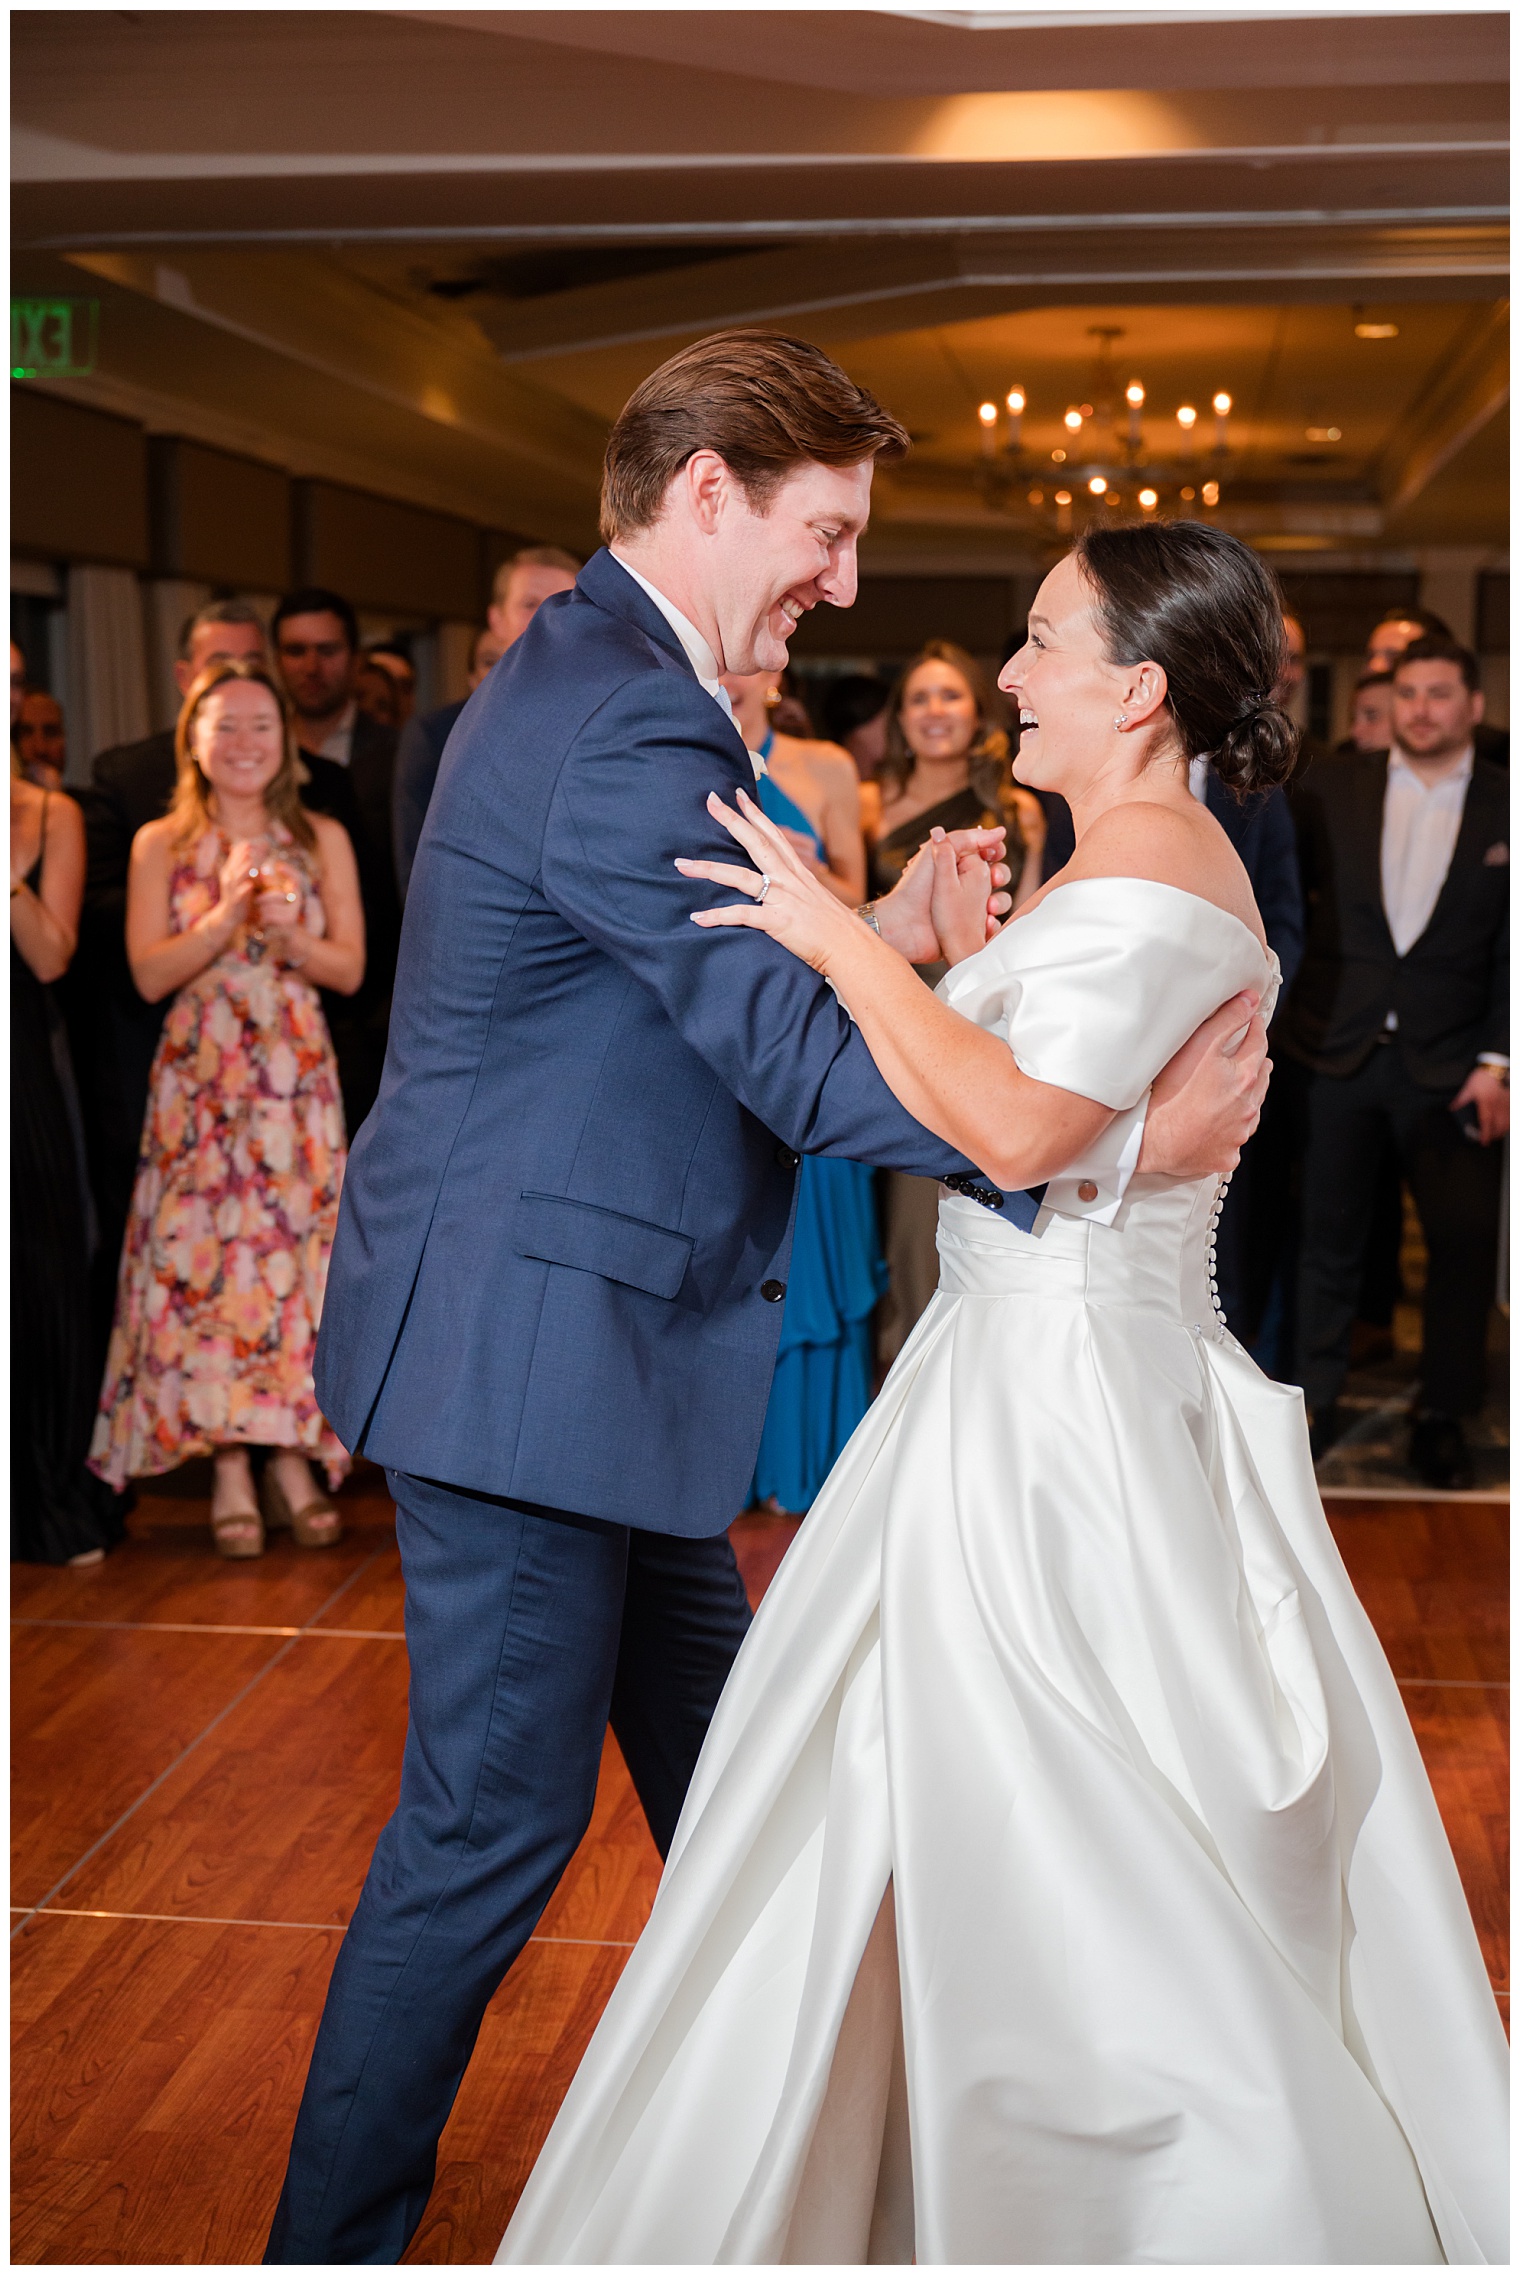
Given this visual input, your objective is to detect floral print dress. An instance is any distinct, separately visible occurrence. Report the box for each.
[90,823,350,1488]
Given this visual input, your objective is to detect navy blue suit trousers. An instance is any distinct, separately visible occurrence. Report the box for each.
[264,1474,751,2263]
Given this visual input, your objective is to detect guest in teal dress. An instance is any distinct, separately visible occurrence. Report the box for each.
[722,673,886,1514]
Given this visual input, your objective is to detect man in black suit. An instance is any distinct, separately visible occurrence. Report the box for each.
[1366,606,1508,769]
[66,599,268,1354]
[1282,637,1508,1487]
[391,546,580,898]
[272,587,401,1135]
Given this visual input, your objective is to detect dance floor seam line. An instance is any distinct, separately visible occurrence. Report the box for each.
[8,1547,391,1942]
[11,1617,406,1639]
[10,1906,637,1947]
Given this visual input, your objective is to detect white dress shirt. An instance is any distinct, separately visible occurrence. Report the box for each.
[1381,744,1473,957]
[313,701,358,767]
[609,554,733,722]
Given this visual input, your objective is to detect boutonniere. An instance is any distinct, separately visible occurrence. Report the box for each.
[1482,842,1508,867]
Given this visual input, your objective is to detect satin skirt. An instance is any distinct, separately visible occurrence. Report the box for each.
[499,1185,1507,2265]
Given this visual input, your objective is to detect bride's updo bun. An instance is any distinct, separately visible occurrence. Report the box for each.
[1075,522,1297,797]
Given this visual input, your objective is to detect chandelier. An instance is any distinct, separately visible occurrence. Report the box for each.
[972,327,1232,527]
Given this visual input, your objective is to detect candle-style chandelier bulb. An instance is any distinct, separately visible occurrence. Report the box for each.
[1125,382,1145,408]
[1063,408,1084,432]
[1212,392,1232,417]
[1088,476,1108,496]
[1006,387,1026,416]
[1138,488,1159,510]
[1176,405,1198,430]
[978,401,998,427]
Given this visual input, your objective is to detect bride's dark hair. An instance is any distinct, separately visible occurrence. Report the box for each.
[1074,522,1297,797]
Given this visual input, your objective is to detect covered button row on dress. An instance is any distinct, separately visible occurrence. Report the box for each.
[1203,1170,1233,1338]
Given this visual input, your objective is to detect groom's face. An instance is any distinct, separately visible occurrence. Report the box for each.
[710,459,874,677]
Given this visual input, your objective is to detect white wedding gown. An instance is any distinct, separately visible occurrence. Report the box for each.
[499,880,1507,2266]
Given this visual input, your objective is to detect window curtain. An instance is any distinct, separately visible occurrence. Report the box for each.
[65,563,151,777]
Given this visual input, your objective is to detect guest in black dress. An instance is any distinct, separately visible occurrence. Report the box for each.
[11,770,124,1564]
[867,642,1046,1361]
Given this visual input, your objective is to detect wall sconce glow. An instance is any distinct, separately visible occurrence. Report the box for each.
[1054,490,1073,506]
[1006,388,1026,415]
[1051,448,1067,463]
[1027,487,1044,506]
[1063,408,1084,432]
[1201,480,1220,506]
[1176,405,1198,430]
[1088,475,1108,495]
[1354,321,1399,339]
[1138,488,1158,510]
[1125,382,1145,408]
[1211,393,1232,417]
[1180,485,1196,502]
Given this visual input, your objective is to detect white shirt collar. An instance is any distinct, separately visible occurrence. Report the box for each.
[1387,741,1474,791]
[609,552,731,719]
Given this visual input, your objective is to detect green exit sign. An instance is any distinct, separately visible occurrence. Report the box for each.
[12,297,99,379]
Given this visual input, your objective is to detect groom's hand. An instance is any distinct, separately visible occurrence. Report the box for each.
[872,826,1011,963]
[1139,992,1270,1177]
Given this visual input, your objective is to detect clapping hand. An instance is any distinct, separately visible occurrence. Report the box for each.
[207,838,260,940]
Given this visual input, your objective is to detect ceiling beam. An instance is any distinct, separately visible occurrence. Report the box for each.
[1375,301,1510,512]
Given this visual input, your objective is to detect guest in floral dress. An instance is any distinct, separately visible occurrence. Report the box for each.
[90,658,365,1558]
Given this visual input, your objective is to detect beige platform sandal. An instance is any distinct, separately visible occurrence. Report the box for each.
[261,1459,344,1550]
[210,1463,266,1560]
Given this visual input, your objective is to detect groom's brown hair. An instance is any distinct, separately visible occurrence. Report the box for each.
[600,330,910,541]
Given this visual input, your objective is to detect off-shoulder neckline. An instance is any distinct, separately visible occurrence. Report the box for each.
[1019,873,1272,964]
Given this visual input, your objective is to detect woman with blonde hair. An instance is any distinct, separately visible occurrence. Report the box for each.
[90,658,364,1557]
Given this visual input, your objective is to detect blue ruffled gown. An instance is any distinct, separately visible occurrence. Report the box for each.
[752,763,887,1512]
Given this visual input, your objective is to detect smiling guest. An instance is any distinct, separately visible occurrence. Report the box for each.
[1284,635,1508,1486]
[89,658,364,1559]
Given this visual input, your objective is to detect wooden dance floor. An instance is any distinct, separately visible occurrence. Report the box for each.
[12,1469,1509,2264]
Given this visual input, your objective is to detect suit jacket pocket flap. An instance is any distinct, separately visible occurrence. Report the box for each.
[514,1192,693,1301]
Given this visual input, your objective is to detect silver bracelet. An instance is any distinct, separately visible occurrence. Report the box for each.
[856,902,881,936]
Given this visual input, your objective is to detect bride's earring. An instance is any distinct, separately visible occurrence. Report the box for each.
[1114,714,1129,730]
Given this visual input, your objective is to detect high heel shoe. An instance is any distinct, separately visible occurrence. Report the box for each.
[260,1463,343,1550]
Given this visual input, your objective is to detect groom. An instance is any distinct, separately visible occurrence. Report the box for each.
[267,330,1269,2261]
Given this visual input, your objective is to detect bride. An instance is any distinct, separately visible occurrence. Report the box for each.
[498,523,1506,2266]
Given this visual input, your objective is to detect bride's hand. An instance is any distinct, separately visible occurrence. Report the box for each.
[676,788,864,973]
[927,828,995,965]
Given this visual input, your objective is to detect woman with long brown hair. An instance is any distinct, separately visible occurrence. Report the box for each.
[90,658,364,1557]
[869,639,1046,902]
[869,641,1047,1358]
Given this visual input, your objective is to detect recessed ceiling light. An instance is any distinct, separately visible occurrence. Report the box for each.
[1051,448,1067,463]
[1305,426,1343,441]
[1355,322,1399,339]
[1054,490,1073,506]
[1027,487,1044,505]
[1138,488,1159,510]
[1088,475,1108,495]
[1180,486,1196,501]
[1201,480,1220,506]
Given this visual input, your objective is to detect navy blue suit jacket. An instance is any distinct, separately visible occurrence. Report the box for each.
[393,696,466,900]
[316,551,999,1535]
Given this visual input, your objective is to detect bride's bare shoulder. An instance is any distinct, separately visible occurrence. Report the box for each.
[1064,800,1266,944]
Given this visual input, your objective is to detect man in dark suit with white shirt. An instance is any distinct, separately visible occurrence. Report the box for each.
[273,587,401,1135]
[1282,637,1508,1486]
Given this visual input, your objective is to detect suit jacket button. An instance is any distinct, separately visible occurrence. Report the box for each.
[761,1279,787,1302]
[775,1144,800,1169]
[1078,1180,1099,1202]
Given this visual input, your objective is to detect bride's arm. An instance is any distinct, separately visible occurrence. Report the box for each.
[679,790,1115,1190]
